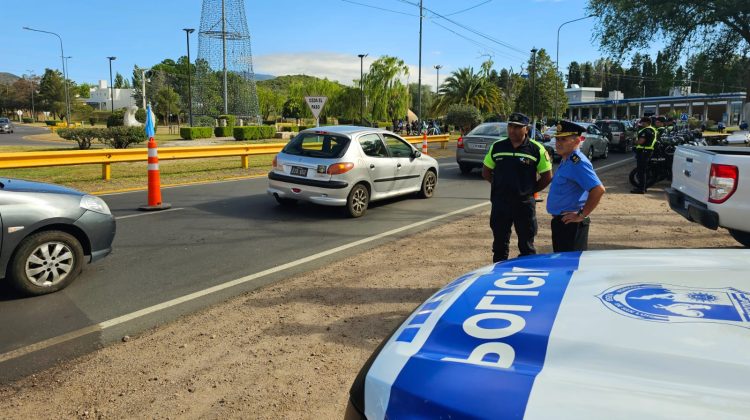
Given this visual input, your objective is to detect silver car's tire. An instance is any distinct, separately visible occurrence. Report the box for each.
[587,146,595,161]
[602,143,609,159]
[9,231,84,295]
[346,184,369,218]
[419,170,437,198]
[274,196,298,206]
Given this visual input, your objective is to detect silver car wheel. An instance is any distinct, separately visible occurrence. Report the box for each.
[25,241,75,287]
[351,188,367,213]
[420,171,437,198]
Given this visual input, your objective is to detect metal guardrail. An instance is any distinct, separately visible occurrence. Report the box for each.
[0,135,452,180]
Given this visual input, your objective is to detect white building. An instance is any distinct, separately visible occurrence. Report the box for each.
[86,80,136,111]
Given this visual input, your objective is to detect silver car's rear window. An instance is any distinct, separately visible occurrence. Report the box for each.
[467,124,507,137]
[282,132,350,158]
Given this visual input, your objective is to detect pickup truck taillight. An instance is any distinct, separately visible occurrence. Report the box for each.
[457,136,463,149]
[708,163,738,204]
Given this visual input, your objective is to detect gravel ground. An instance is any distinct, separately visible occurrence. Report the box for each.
[0,163,740,419]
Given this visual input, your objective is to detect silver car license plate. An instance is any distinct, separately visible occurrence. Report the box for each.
[291,166,308,176]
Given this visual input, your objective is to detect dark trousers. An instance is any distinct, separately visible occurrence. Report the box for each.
[551,216,590,252]
[490,196,537,263]
[635,149,653,192]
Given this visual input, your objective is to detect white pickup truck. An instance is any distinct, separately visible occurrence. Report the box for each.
[666,145,750,247]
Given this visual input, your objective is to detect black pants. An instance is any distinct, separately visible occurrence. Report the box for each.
[551,216,590,252]
[635,149,653,192]
[490,196,537,263]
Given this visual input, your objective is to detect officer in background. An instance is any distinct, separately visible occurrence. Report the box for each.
[631,116,657,194]
[546,121,606,252]
[482,112,552,262]
[654,116,667,141]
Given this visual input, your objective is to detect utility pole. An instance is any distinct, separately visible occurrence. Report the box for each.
[107,56,117,112]
[531,48,537,121]
[434,64,442,94]
[221,0,228,114]
[417,0,423,121]
[358,54,367,125]
[183,28,195,126]
[26,70,36,121]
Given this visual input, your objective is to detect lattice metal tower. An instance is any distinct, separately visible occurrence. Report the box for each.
[194,0,260,122]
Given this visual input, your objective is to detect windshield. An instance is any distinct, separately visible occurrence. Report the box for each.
[467,123,507,137]
[0,118,9,123]
[282,132,350,158]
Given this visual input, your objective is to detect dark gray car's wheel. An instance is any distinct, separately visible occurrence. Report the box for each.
[419,170,437,198]
[587,146,595,161]
[8,231,84,295]
[728,229,750,247]
[602,143,609,159]
[458,163,472,175]
[346,184,369,218]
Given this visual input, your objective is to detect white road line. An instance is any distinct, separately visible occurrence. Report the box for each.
[115,208,185,220]
[596,157,634,172]
[0,201,490,364]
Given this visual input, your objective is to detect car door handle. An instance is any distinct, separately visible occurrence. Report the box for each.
[370,164,375,169]
[397,163,402,168]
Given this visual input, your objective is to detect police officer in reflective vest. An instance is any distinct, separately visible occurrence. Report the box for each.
[546,121,606,252]
[654,115,667,141]
[631,116,658,194]
[482,112,552,262]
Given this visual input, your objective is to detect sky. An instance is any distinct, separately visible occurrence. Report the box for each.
[3,0,624,89]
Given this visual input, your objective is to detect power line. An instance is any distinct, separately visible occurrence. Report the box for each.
[444,0,492,16]
[341,0,417,16]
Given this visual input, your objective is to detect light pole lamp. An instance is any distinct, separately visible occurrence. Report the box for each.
[183,28,195,126]
[555,14,595,119]
[358,53,367,126]
[107,56,117,112]
[434,65,442,94]
[23,26,71,125]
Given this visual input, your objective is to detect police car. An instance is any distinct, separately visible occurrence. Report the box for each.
[345,249,750,419]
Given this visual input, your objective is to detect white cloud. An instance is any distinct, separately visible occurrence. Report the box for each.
[253,51,441,90]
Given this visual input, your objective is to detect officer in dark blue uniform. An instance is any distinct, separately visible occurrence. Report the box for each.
[546,121,605,252]
[482,112,553,262]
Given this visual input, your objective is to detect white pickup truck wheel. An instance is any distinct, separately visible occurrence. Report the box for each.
[728,229,750,247]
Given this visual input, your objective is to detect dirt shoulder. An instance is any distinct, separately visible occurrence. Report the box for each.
[0,163,739,419]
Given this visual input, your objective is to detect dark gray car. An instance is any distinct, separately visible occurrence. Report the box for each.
[0,118,14,134]
[0,179,116,295]
[594,120,635,152]
[456,123,508,174]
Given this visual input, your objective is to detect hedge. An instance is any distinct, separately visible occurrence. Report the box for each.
[214,126,233,137]
[218,114,236,127]
[233,125,276,140]
[180,127,214,140]
[57,126,147,149]
[45,120,59,126]
[22,118,34,123]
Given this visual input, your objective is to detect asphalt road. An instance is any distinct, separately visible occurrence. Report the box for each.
[0,124,75,147]
[0,152,633,381]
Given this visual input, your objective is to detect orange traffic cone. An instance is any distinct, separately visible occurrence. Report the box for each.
[421,132,428,154]
[534,192,543,202]
[139,137,171,211]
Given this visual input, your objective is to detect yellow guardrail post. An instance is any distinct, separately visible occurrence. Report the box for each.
[241,155,249,169]
[102,163,111,180]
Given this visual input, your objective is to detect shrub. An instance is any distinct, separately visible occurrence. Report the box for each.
[446,104,482,134]
[214,126,233,137]
[193,115,215,127]
[135,108,147,123]
[106,109,125,127]
[45,120,58,126]
[100,126,147,149]
[180,127,214,140]
[217,114,236,127]
[233,125,275,140]
[57,127,105,150]
[22,117,34,123]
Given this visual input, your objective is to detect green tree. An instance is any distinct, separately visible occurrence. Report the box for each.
[588,0,750,103]
[433,67,501,115]
[154,86,181,125]
[515,49,567,119]
[567,61,581,87]
[114,72,131,89]
[364,56,409,121]
[257,86,284,121]
[445,104,482,134]
[38,68,66,119]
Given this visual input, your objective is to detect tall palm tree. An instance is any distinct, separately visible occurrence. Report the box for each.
[433,67,502,115]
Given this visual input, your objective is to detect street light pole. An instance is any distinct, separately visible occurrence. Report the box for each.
[531,48,537,122]
[433,65,442,94]
[183,28,195,126]
[23,26,71,125]
[26,70,36,121]
[417,0,424,121]
[107,56,117,112]
[358,53,367,125]
[555,14,594,119]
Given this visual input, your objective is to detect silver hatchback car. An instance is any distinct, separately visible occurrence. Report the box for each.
[267,126,439,217]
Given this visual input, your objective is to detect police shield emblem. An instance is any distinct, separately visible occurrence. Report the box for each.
[597,283,750,328]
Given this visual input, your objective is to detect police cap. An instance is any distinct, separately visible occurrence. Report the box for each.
[639,116,652,124]
[655,116,667,123]
[508,112,530,126]
[554,120,585,138]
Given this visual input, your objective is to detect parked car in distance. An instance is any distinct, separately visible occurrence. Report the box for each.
[578,122,610,160]
[456,122,508,175]
[267,126,439,218]
[346,249,750,420]
[0,178,116,295]
[0,118,14,134]
[594,119,635,152]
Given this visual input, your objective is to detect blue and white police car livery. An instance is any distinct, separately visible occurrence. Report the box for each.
[345,249,750,419]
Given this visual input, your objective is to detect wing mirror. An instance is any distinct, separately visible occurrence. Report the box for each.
[412,150,422,159]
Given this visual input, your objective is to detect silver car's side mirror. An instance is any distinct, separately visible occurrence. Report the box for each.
[413,150,422,159]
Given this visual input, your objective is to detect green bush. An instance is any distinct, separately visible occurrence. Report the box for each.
[446,104,482,134]
[57,128,104,150]
[106,109,125,127]
[180,127,214,140]
[193,115,215,127]
[218,114,236,127]
[45,120,59,126]
[101,126,147,149]
[135,108,147,123]
[297,125,309,131]
[22,117,34,123]
[214,126,233,137]
[233,125,276,140]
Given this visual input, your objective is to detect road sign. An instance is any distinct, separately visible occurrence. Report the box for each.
[681,113,688,121]
[304,96,328,120]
